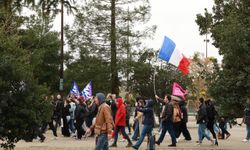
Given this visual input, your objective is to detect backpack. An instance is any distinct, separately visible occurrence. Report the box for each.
[173,105,182,123]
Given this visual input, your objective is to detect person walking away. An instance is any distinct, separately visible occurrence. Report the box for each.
[110,97,133,147]
[75,96,89,139]
[132,99,154,150]
[241,100,250,142]
[206,99,218,145]
[196,97,214,146]
[219,117,231,139]
[86,93,113,150]
[155,94,177,147]
[61,98,71,137]
[172,98,182,142]
[69,96,76,136]
[175,100,192,141]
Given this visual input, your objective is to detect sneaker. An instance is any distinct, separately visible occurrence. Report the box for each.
[242,139,248,142]
[168,144,176,147]
[109,144,117,147]
[210,139,215,145]
[176,137,182,142]
[120,139,126,142]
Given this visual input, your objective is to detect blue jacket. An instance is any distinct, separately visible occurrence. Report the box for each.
[137,99,154,126]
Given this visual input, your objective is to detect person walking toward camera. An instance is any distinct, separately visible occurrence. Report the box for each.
[86,93,113,150]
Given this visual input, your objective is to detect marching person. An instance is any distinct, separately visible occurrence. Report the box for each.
[86,93,113,150]
[132,99,155,150]
[241,99,250,142]
[155,94,177,147]
[110,97,133,147]
[196,97,214,146]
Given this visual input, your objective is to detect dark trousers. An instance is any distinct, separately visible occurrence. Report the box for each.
[176,121,192,140]
[76,119,85,139]
[207,120,217,140]
[157,121,176,144]
[61,116,70,137]
[48,119,58,137]
[126,119,131,133]
[219,125,230,139]
[113,126,132,145]
[173,122,181,137]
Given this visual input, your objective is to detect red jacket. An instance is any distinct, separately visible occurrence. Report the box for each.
[115,98,126,126]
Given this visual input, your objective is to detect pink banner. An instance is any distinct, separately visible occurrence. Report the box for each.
[172,82,187,100]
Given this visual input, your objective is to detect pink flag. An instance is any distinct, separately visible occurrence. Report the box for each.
[172,82,187,100]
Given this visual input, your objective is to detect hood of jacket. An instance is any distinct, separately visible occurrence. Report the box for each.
[116,97,124,108]
[145,99,154,108]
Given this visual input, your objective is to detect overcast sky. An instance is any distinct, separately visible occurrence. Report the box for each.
[52,0,222,62]
[148,0,222,61]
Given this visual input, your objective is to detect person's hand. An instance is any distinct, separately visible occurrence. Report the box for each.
[85,128,92,137]
[155,95,159,100]
[108,133,112,140]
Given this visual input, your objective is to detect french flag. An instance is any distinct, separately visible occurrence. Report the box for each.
[159,36,190,75]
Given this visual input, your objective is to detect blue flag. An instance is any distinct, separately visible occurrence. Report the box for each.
[81,81,92,99]
[70,81,80,96]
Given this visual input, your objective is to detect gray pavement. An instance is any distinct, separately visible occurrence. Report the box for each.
[14,117,250,150]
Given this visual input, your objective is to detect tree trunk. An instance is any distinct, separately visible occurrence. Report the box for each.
[110,0,119,95]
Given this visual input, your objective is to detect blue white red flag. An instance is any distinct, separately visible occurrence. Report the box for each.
[159,36,190,75]
[81,81,92,99]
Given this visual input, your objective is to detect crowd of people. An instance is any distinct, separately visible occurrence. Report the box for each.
[37,92,250,150]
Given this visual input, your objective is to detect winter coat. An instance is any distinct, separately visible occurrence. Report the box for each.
[161,101,174,122]
[75,103,88,121]
[179,101,188,123]
[93,103,113,135]
[115,98,126,126]
[197,102,208,124]
[137,99,154,126]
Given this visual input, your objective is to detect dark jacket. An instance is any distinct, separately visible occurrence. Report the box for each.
[197,102,208,124]
[179,101,188,123]
[137,99,154,126]
[75,103,88,121]
[161,101,174,122]
[205,100,217,121]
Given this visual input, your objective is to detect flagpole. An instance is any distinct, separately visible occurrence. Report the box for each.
[153,50,159,96]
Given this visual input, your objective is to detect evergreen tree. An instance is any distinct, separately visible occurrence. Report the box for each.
[196,0,250,117]
[65,0,156,95]
[0,12,52,149]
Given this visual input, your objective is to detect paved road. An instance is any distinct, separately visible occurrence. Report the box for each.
[15,118,250,150]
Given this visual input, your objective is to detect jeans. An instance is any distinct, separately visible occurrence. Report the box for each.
[95,134,109,150]
[69,119,75,134]
[132,120,139,140]
[198,123,211,142]
[246,124,250,140]
[113,126,132,145]
[157,121,176,144]
[133,124,153,149]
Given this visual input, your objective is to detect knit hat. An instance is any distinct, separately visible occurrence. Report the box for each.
[96,93,106,104]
